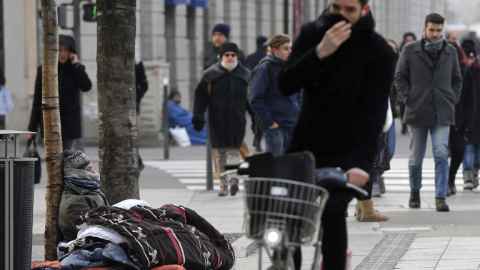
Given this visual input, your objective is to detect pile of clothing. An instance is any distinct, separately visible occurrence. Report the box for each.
[32,201,235,270]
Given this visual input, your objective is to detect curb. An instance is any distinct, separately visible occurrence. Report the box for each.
[233,235,258,258]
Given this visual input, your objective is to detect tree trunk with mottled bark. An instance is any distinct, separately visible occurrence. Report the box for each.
[97,0,139,204]
[41,0,64,260]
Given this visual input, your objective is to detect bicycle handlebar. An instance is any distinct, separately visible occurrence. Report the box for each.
[223,163,368,199]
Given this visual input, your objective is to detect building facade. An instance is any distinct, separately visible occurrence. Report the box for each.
[1,0,445,143]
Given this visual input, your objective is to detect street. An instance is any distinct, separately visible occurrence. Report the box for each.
[31,119,480,269]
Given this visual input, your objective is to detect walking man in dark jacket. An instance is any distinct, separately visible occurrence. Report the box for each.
[249,34,301,155]
[27,34,92,150]
[394,13,463,212]
[278,0,396,269]
[193,42,250,196]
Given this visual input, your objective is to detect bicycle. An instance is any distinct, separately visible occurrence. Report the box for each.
[221,151,368,270]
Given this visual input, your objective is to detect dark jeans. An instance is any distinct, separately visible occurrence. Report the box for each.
[294,189,356,270]
[448,127,465,185]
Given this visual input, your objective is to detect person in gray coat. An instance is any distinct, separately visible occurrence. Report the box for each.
[394,13,463,212]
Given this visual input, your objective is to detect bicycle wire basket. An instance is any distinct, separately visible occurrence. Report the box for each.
[244,177,329,246]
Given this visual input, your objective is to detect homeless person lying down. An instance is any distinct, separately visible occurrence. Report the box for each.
[32,199,235,270]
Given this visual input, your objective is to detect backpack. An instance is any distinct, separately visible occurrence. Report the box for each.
[250,59,275,149]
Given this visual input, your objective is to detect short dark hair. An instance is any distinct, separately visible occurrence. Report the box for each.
[425,13,445,27]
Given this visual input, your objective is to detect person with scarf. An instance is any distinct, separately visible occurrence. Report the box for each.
[278,0,396,269]
[395,13,463,212]
[58,150,108,241]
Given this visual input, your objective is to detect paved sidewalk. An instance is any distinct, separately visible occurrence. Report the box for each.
[29,134,480,269]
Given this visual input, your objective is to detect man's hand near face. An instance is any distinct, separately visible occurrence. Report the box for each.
[69,53,78,65]
[316,20,352,60]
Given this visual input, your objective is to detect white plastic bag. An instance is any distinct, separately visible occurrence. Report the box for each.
[169,126,191,147]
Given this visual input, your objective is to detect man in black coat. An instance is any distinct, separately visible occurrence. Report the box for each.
[278,0,396,269]
[193,42,250,196]
[28,34,92,150]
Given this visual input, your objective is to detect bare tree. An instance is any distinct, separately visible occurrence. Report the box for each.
[96,0,139,204]
[40,0,64,260]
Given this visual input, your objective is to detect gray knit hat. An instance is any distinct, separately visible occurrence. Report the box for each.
[63,150,91,170]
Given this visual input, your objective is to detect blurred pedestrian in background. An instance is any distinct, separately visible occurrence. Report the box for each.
[27,34,92,150]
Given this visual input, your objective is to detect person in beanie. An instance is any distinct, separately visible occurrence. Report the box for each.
[461,39,480,191]
[27,34,92,150]
[203,23,248,70]
[193,42,250,196]
[58,149,108,241]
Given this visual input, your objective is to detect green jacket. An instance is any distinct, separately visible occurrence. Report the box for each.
[58,185,108,241]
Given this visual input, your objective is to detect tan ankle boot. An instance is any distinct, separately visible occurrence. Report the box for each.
[358,199,389,222]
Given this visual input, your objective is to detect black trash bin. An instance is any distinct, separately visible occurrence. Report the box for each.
[0,131,37,270]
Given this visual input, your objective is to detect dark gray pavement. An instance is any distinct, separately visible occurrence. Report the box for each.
[30,119,480,269]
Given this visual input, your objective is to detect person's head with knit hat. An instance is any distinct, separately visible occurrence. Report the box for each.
[169,88,181,105]
[63,149,98,181]
[219,42,240,72]
[461,39,478,67]
[211,23,230,48]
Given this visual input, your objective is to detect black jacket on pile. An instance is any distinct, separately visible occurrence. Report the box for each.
[278,11,396,173]
[28,61,92,140]
[192,62,250,148]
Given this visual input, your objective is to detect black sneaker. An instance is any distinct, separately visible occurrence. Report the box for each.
[229,178,239,196]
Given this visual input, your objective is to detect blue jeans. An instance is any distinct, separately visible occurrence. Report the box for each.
[372,121,396,184]
[408,123,450,198]
[263,126,294,156]
[463,142,480,170]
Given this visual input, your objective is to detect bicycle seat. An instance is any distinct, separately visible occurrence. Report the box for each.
[315,168,368,199]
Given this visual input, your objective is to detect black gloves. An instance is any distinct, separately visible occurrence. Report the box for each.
[192,115,205,132]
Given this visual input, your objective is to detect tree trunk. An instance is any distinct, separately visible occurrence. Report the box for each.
[41,0,64,260]
[97,0,139,204]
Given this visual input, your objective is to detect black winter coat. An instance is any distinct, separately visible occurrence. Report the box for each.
[28,62,92,140]
[278,11,396,173]
[193,62,250,148]
[453,64,475,131]
[466,63,480,142]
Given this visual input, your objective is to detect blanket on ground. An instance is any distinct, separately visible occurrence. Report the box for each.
[72,204,234,270]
